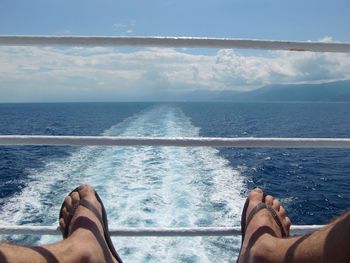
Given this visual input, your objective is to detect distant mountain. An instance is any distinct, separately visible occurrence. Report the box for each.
[219,80,350,102]
[129,80,350,102]
[137,89,240,102]
[178,89,240,101]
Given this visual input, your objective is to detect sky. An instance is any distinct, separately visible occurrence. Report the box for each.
[0,0,350,102]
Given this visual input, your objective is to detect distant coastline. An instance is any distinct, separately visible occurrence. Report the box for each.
[181,79,350,102]
[0,80,349,103]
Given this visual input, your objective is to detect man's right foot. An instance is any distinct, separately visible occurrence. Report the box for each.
[238,188,291,263]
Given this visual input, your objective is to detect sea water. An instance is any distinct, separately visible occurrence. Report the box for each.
[0,102,349,262]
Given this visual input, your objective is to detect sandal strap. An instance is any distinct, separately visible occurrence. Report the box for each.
[266,206,287,237]
[59,189,123,263]
[246,203,287,238]
[61,194,105,238]
[79,198,104,227]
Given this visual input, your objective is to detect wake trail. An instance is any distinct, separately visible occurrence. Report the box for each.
[0,104,246,262]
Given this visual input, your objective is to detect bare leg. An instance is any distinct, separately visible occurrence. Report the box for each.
[0,184,120,263]
[238,188,350,263]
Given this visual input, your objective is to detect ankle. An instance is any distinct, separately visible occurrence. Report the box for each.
[67,231,100,263]
[78,249,94,263]
[248,234,276,263]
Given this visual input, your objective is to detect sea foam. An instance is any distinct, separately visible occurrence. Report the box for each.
[0,104,246,262]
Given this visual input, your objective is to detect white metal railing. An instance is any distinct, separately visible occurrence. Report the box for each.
[0,135,347,236]
[1,35,348,238]
[0,35,350,53]
[1,135,350,148]
[0,225,324,237]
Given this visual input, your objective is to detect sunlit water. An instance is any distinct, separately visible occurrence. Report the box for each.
[0,104,246,262]
[2,102,350,262]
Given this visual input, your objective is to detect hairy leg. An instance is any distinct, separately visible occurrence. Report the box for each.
[0,234,87,263]
[239,188,350,263]
[0,184,120,263]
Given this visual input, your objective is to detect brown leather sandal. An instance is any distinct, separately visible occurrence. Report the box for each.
[59,187,123,263]
[237,192,288,262]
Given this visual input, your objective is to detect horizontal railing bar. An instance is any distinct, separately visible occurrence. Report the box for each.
[1,135,350,148]
[0,35,350,53]
[0,225,324,237]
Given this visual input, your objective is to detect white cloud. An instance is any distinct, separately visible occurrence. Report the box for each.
[0,46,349,102]
[319,36,334,43]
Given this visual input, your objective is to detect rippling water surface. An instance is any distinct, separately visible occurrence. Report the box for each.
[0,102,349,262]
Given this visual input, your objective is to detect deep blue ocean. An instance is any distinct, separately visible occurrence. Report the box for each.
[0,102,349,262]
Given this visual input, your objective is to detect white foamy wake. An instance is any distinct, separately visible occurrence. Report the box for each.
[0,104,246,262]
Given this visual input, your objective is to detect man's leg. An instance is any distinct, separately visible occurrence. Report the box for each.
[238,188,350,263]
[0,184,120,263]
